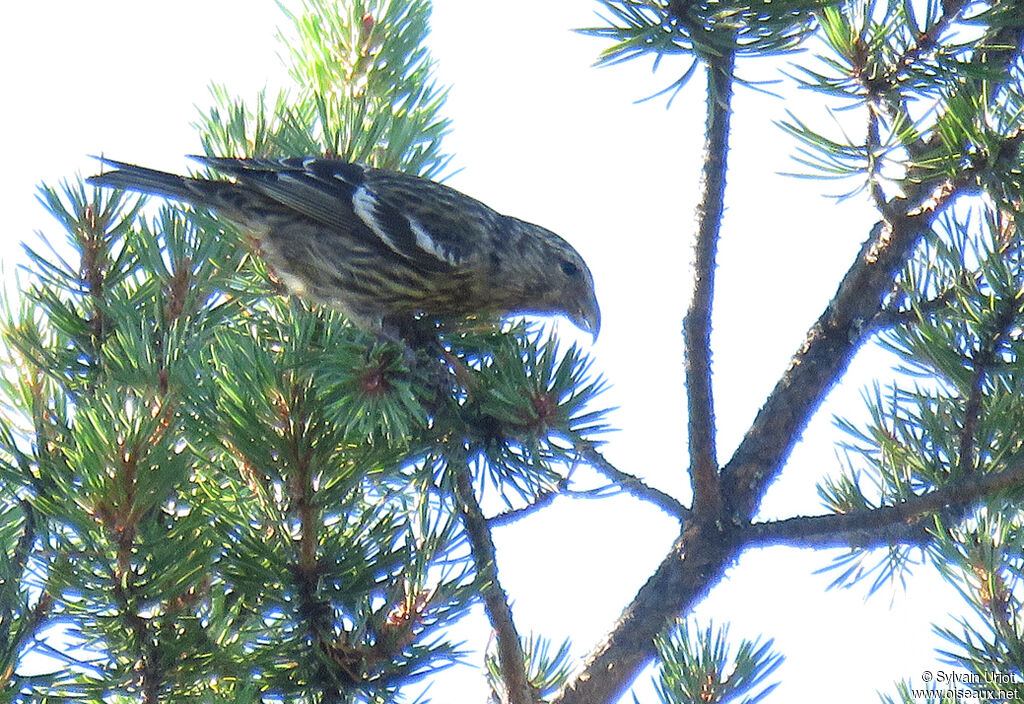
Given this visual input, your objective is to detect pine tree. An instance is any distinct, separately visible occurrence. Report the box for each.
[4,0,1024,703]
[1,2,605,702]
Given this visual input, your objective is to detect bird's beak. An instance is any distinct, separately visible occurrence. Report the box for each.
[570,292,601,341]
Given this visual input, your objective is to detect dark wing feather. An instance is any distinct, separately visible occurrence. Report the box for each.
[190,156,365,234]
[88,157,210,204]
[192,156,490,274]
[360,168,498,268]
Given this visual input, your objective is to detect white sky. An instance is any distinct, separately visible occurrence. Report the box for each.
[2,1,969,702]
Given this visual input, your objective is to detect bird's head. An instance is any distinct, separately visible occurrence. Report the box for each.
[506,219,601,340]
[553,249,601,340]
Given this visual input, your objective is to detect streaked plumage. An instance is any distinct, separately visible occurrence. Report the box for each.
[87,156,600,338]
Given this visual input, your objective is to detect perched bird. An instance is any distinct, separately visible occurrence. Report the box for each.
[87,156,600,339]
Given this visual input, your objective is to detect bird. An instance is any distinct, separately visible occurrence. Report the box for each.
[87,156,600,340]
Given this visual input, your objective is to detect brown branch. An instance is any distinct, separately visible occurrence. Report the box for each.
[721,175,968,522]
[0,590,55,690]
[287,385,319,582]
[685,47,734,521]
[281,382,353,700]
[552,445,1024,704]
[892,0,966,77]
[718,34,1003,521]
[452,458,535,704]
[487,482,567,527]
[870,213,1024,333]
[579,444,690,520]
[865,100,889,210]
[958,352,992,479]
[76,199,114,357]
[0,501,53,692]
[872,0,971,161]
[870,284,959,331]
[554,20,1024,704]
[551,521,741,704]
[106,446,162,704]
[555,89,1021,704]
[957,289,1023,477]
[984,565,1024,664]
[553,50,736,704]
[741,461,1024,549]
[718,124,1015,510]
[12,498,37,587]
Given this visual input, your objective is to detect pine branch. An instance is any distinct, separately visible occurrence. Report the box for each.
[871,228,1024,332]
[872,0,973,162]
[486,481,613,528]
[901,9,1024,164]
[0,501,53,693]
[685,47,734,521]
[554,381,1024,704]
[719,0,1024,526]
[720,171,975,522]
[578,444,690,520]
[486,487,565,527]
[551,522,740,704]
[956,286,1024,478]
[284,383,341,697]
[870,285,958,331]
[106,450,163,703]
[80,202,111,351]
[452,457,535,704]
[741,460,1024,549]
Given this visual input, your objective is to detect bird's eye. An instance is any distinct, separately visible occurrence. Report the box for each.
[560,260,580,277]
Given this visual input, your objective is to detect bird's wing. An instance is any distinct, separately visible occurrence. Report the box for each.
[193,156,365,232]
[361,168,495,270]
[192,156,488,273]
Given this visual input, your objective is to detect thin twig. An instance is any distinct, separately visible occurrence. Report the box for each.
[874,0,971,161]
[865,101,889,210]
[869,286,958,330]
[283,383,343,697]
[12,498,36,590]
[956,287,1024,477]
[487,483,616,528]
[452,456,535,704]
[579,444,690,521]
[0,502,53,693]
[107,446,163,704]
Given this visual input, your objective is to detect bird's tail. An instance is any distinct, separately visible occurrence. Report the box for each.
[86,157,206,205]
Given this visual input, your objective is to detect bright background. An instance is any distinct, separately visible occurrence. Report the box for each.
[2,1,965,701]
